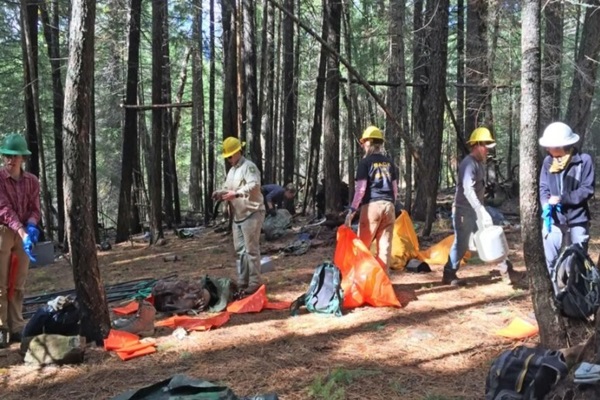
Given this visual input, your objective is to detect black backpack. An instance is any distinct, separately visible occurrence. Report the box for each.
[551,243,600,319]
[485,345,568,400]
[290,262,344,317]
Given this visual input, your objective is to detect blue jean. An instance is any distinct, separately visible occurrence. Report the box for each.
[542,222,589,273]
[447,207,478,271]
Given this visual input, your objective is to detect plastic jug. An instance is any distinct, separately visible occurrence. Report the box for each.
[473,225,509,263]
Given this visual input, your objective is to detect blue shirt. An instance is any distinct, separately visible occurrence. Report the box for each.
[355,153,397,204]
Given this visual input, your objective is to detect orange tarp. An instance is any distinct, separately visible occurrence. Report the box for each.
[104,329,157,361]
[496,317,539,339]
[155,312,231,331]
[226,284,292,313]
[334,225,401,309]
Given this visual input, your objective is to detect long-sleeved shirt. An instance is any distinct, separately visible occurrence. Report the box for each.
[222,157,265,221]
[0,168,40,232]
[454,154,485,212]
[261,184,286,209]
[539,150,594,226]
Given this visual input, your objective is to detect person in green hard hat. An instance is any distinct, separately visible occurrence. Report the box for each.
[0,133,40,348]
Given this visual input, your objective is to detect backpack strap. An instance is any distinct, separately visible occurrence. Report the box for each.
[290,294,306,317]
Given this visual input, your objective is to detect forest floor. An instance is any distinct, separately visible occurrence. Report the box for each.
[1,198,599,400]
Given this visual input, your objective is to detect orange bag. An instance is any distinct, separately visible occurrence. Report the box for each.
[390,211,423,270]
[334,225,401,309]
[419,234,471,265]
[104,329,140,351]
[113,301,139,315]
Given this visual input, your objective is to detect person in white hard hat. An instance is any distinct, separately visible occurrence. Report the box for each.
[539,122,595,272]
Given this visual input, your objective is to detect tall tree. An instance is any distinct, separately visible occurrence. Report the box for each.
[190,0,204,213]
[149,0,165,242]
[564,0,600,144]
[456,0,466,153]
[40,0,65,243]
[323,0,341,214]
[412,0,449,235]
[116,0,142,243]
[540,0,563,128]
[205,0,216,224]
[520,0,567,350]
[465,0,490,134]
[259,0,276,183]
[62,0,110,342]
[242,0,262,171]
[302,0,327,215]
[282,0,296,185]
[222,0,238,140]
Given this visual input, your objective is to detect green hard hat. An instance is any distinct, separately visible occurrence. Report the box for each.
[0,133,32,156]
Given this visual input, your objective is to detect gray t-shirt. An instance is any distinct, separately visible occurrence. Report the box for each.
[454,154,485,211]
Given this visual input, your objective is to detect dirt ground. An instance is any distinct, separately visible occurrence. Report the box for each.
[1,200,599,400]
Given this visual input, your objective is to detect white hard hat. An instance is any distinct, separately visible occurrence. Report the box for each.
[539,122,580,147]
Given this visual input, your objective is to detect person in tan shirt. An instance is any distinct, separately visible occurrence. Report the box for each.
[213,137,265,295]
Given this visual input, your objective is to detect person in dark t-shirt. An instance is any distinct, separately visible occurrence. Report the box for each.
[261,183,296,216]
[346,126,398,273]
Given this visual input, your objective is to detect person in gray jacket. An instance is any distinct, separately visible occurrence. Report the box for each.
[213,137,265,295]
[442,127,496,286]
[539,122,595,273]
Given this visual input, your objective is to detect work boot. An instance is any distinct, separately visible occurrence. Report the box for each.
[112,301,156,337]
[0,328,9,349]
[442,268,466,287]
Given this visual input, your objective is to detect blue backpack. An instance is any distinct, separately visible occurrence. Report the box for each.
[290,262,344,317]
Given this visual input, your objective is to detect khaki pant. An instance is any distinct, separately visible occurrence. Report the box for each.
[233,211,265,289]
[358,200,395,272]
[0,225,30,334]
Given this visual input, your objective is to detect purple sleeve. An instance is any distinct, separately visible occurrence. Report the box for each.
[351,180,367,210]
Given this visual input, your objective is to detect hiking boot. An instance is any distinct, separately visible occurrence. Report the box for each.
[442,269,467,287]
[112,301,156,337]
[0,328,9,349]
[243,284,261,295]
[10,330,22,343]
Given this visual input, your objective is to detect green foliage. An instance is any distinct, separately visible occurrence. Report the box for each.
[308,368,380,399]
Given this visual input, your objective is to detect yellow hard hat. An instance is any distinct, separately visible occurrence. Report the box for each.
[360,126,384,143]
[222,137,244,158]
[467,127,496,147]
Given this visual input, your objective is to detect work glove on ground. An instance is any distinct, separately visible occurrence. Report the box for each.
[26,223,40,244]
[475,206,493,229]
[23,235,36,262]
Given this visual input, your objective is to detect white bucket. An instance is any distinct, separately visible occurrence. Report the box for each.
[474,226,508,263]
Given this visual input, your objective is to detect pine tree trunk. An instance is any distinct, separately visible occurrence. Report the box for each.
[520,0,568,350]
[465,0,489,135]
[540,0,563,128]
[222,0,238,140]
[456,0,466,158]
[282,0,295,185]
[412,0,449,235]
[40,0,65,243]
[323,0,341,214]
[190,1,204,213]
[116,0,142,243]
[242,0,262,173]
[260,0,276,184]
[564,0,600,144]
[150,0,165,242]
[63,0,110,342]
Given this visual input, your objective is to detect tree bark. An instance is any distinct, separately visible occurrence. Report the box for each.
[205,0,216,224]
[62,0,110,343]
[465,0,490,135]
[323,0,341,214]
[520,0,568,350]
[564,0,600,144]
[150,0,165,242]
[456,0,466,157]
[540,0,563,128]
[301,0,327,216]
[242,0,262,173]
[190,0,204,213]
[260,0,276,184]
[412,0,449,236]
[282,0,295,185]
[222,0,238,141]
[39,0,65,243]
[116,0,142,243]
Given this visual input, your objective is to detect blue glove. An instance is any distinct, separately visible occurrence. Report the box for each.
[26,223,40,244]
[23,235,36,262]
[541,203,553,233]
